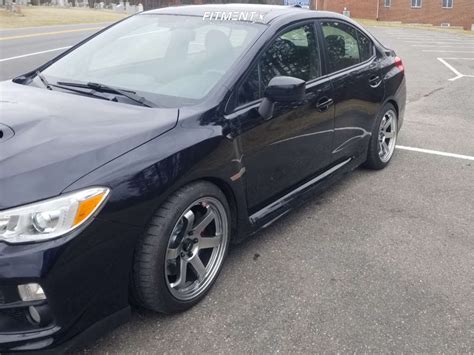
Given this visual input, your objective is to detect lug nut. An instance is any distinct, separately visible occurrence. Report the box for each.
[180,252,185,257]
[187,252,193,257]
[193,238,198,243]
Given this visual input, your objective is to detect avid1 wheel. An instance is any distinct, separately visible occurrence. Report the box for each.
[133,182,230,313]
[365,103,398,169]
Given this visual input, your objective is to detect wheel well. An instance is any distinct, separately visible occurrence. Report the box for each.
[198,177,239,241]
[387,99,399,117]
[142,177,240,243]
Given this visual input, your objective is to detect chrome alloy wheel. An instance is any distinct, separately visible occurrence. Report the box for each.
[378,109,398,163]
[165,197,228,301]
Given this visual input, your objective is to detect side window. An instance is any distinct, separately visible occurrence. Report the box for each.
[322,21,361,72]
[237,23,321,107]
[260,24,321,89]
[357,31,374,62]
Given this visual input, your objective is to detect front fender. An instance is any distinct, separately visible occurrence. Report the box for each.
[63,110,250,240]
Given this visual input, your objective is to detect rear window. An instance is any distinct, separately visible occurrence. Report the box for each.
[321,21,374,73]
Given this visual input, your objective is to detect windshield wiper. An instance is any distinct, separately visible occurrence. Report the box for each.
[57,81,157,108]
[31,72,113,101]
[19,73,114,103]
[35,71,53,90]
[49,83,113,102]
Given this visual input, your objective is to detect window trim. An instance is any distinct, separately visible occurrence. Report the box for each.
[316,18,376,77]
[442,0,453,8]
[411,0,422,8]
[230,19,323,113]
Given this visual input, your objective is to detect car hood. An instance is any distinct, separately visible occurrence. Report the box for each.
[0,81,178,210]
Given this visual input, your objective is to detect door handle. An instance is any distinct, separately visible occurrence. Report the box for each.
[316,97,334,112]
[369,75,382,88]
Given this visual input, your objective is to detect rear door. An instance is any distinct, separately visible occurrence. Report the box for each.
[229,21,335,212]
[318,20,385,162]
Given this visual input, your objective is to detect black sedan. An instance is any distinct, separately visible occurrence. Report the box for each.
[0,4,405,352]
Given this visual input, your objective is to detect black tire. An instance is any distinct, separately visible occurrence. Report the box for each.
[364,103,398,170]
[132,181,230,313]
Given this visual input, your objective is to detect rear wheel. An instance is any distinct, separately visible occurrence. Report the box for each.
[132,182,230,313]
[365,103,398,170]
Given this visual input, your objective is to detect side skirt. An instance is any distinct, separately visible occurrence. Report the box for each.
[248,155,362,233]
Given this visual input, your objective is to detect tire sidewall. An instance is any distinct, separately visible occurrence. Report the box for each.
[365,103,398,170]
[133,182,231,313]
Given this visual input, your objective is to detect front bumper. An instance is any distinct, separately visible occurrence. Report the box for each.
[0,218,141,352]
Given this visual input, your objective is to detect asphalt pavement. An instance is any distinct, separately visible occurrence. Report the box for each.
[0,23,106,80]
[0,23,473,353]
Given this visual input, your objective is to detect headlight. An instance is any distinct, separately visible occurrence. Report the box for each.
[0,187,110,244]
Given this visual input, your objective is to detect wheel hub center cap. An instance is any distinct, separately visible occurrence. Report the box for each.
[182,239,193,252]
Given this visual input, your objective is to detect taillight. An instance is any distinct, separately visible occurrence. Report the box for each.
[394,56,404,72]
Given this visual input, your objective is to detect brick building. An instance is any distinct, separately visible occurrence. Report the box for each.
[140,0,473,30]
[314,0,474,30]
[141,0,283,11]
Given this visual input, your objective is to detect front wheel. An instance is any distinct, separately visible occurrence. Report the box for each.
[364,103,398,170]
[132,182,230,313]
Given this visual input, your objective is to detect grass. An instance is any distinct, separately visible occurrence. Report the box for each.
[355,18,474,36]
[0,6,128,28]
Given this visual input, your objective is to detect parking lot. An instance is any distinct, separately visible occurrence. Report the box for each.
[1,24,473,353]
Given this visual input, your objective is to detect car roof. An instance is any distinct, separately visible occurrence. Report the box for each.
[143,4,347,25]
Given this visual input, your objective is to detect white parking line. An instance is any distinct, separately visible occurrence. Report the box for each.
[395,37,440,40]
[396,146,474,161]
[424,50,474,53]
[407,41,474,45]
[398,38,467,42]
[0,46,71,62]
[436,57,474,81]
[441,57,474,60]
[412,44,474,48]
[403,38,474,41]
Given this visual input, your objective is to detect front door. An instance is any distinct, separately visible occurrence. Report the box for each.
[231,22,335,212]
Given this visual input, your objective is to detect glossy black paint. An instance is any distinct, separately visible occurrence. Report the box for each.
[258,76,306,119]
[0,5,406,352]
[0,82,178,209]
[265,76,306,102]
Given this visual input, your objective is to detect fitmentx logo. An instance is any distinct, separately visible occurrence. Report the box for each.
[203,11,265,23]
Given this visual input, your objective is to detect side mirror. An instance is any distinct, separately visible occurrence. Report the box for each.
[258,76,306,120]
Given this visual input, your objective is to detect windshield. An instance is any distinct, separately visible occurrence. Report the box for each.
[41,14,265,107]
